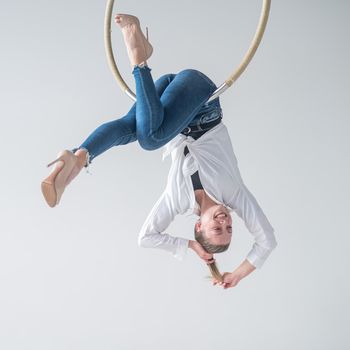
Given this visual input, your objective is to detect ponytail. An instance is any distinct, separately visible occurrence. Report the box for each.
[208,260,224,282]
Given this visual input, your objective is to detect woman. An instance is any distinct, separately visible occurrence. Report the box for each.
[41,14,277,289]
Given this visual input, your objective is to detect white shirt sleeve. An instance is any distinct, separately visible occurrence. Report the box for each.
[230,184,277,269]
[138,190,189,261]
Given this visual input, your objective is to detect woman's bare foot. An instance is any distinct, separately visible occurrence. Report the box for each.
[115,14,153,66]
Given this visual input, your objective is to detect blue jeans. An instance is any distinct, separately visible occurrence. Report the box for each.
[72,66,222,166]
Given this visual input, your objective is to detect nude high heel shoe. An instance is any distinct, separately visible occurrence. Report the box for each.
[41,150,78,207]
[115,14,153,66]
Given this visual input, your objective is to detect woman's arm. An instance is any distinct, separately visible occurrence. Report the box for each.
[213,259,256,289]
[211,185,276,289]
[229,184,278,269]
[138,190,189,260]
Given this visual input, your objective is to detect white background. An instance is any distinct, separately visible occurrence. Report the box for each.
[0,0,349,349]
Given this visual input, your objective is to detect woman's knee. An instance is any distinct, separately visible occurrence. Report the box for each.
[156,73,176,84]
[154,73,176,95]
[137,130,165,151]
[177,69,216,89]
[137,136,159,151]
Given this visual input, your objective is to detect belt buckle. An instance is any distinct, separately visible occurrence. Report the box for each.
[182,126,191,135]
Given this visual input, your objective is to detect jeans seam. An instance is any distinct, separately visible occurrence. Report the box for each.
[76,131,136,164]
[103,132,136,150]
[136,67,156,141]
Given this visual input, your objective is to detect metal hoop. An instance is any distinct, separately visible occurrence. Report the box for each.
[104,0,271,102]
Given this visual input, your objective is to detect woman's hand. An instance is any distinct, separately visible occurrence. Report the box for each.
[212,271,242,289]
[212,260,256,289]
[188,240,215,264]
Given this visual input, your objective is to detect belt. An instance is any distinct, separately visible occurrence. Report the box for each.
[181,116,222,136]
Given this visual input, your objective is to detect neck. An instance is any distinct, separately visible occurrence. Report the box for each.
[195,190,217,215]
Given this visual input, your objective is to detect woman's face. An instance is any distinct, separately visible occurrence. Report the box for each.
[197,204,233,246]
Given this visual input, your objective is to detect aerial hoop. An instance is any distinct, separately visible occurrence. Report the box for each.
[104,0,271,102]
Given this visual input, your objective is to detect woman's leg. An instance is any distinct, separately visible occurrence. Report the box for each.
[71,109,137,166]
[114,14,218,150]
[71,73,178,168]
[133,66,217,150]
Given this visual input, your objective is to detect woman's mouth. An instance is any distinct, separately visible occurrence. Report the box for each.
[214,211,227,218]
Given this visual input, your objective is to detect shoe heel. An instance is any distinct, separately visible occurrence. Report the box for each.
[47,156,64,168]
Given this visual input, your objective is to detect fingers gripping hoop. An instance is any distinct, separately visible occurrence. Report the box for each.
[104,0,271,102]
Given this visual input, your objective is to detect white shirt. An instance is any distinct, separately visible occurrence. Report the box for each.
[138,122,277,269]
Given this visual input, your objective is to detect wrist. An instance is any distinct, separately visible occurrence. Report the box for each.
[234,259,256,278]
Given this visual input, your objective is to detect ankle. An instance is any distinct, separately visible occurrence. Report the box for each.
[133,60,148,68]
[74,149,89,167]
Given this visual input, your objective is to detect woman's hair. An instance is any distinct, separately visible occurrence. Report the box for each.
[194,227,230,282]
